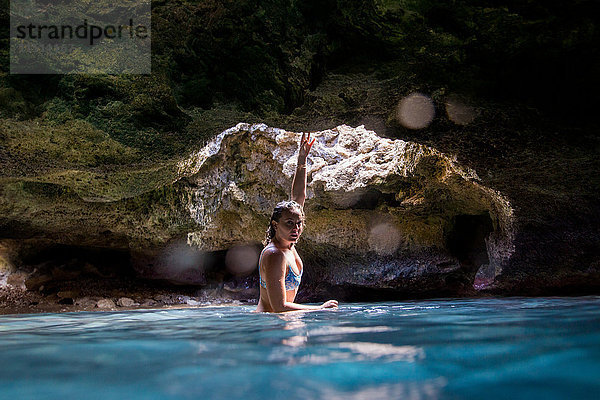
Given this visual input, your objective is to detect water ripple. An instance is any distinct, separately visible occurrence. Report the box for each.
[0,297,599,399]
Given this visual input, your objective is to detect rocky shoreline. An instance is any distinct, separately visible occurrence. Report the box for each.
[0,286,257,316]
[0,274,259,315]
[0,243,260,315]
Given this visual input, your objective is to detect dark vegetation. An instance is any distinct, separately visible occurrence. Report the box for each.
[1,0,599,144]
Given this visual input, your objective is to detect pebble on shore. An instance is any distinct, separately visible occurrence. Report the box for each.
[96,299,116,309]
[117,297,136,307]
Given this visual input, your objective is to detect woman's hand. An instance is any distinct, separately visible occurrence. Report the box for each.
[320,300,339,309]
[298,132,316,163]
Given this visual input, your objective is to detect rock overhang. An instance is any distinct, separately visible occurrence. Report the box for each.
[0,122,516,296]
[173,123,515,294]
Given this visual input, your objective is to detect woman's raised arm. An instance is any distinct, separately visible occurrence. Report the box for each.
[291,132,315,208]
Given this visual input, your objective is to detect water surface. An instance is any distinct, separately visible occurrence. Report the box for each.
[1,297,599,399]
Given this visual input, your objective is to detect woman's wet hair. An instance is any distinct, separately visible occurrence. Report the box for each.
[263,200,305,245]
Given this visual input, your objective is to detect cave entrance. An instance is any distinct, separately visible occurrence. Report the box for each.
[446,213,494,268]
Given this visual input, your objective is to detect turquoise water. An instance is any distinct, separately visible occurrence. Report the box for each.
[1,297,599,399]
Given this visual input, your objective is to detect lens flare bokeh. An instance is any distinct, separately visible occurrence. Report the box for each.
[396,93,435,129]
[368,223,401,255]
[445,95,476,125]
[225,244,260,276]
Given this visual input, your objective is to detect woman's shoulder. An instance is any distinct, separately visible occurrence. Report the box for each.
[261,245,287,267]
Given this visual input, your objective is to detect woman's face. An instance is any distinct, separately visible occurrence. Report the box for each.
[274,209,304,243]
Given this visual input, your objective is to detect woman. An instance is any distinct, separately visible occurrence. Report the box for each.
[255,133,339,313]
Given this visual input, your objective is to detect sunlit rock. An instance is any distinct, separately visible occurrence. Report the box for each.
[0,240,19,288]
[473,263,501,291]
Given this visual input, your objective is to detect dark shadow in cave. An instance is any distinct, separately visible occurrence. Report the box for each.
[353,189,402,209]
[21,244,135,277]
[446,213,494,268]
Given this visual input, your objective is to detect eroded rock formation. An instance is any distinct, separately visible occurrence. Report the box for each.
[1,123,516,300]
[166,123,514,297]
[4,121,599,308]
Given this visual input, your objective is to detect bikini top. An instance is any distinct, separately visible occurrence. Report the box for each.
[258,247,303,291]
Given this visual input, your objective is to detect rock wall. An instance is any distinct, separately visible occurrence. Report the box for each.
[142,123,514,296]
[2,122,598,301]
